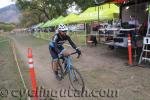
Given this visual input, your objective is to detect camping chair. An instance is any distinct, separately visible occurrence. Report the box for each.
[87,34,97,46]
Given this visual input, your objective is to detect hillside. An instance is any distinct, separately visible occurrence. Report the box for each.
[0,4,21,23]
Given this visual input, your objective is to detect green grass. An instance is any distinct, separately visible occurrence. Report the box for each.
[0,37,29,100]
[33,31,87,46]
[12,34,48,47]
[69,31,86,46]
[33,32,53,40]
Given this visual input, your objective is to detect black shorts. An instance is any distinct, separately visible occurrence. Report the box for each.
[49,45,65,61]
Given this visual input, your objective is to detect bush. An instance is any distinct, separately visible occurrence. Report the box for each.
[0,23,16,31]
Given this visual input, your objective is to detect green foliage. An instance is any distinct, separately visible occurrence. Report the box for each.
[15,0,95,27]
[74,0,95,11]
[0,23,16,31]
[19,9,43,27]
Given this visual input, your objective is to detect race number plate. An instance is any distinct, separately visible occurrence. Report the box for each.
[144,37,150,44]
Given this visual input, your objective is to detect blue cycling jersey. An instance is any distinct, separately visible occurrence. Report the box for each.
[49,33,77,53]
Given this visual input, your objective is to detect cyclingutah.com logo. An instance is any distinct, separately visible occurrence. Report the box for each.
[0,86,119,98]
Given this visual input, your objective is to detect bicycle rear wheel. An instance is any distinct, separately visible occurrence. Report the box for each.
[69,67,85,93]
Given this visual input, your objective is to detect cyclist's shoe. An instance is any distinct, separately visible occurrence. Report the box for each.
[54,71,62,81]
[55,75,62,81]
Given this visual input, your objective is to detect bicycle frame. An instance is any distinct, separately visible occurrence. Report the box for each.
[64,56,73,72]
[54,52,84,92]
[63,51,77,71]
[64,56,76,80]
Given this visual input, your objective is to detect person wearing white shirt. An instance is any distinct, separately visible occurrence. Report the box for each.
[128,16,139,27]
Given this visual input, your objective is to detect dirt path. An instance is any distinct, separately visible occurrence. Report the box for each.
[10,33,150,100]
[11,34,90,100]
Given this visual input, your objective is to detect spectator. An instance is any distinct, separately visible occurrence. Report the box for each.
[128,15,139,28]
[91,35,98,46]
[138,21,147,37]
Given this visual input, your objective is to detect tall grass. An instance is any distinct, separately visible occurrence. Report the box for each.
[33,31,87,46]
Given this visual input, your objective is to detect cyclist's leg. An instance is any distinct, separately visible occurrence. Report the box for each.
[59,46,70,56]
[52,60,59,75]
[49,46,59,76]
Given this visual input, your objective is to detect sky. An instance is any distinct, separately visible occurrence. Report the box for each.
[0,0,15,8]
[67,3,81,14]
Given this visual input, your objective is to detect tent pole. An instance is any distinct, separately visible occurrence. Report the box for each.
[67,24,69,35]
[84,23,86,34]
[91,21,92,35]
[120,4,123,27]
[98,5,100,25]
[95,4,100,42]
[85,23,87,46]
[134,0,138,64]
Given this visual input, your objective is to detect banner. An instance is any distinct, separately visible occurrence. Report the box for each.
[112,0,127,3]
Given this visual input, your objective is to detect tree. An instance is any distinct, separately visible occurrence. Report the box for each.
[16,0,73,19]
[74,0,95,11]
[19,9,44,27]
[15,0,95,27]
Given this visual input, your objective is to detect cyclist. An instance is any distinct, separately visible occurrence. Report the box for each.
[49,24,81,80]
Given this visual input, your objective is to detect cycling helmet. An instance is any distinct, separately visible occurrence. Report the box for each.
[57,24,68,31]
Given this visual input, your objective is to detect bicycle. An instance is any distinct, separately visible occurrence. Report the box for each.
[51,51,85,93]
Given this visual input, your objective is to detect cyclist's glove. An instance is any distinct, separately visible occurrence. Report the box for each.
[76,48,81,56]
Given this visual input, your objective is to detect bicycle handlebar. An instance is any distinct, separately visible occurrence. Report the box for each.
[70,51,77,55]
[69,51,81,58]
[59,51,81,59]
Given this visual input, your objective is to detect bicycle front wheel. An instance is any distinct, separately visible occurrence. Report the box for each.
[69,67,85,93]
